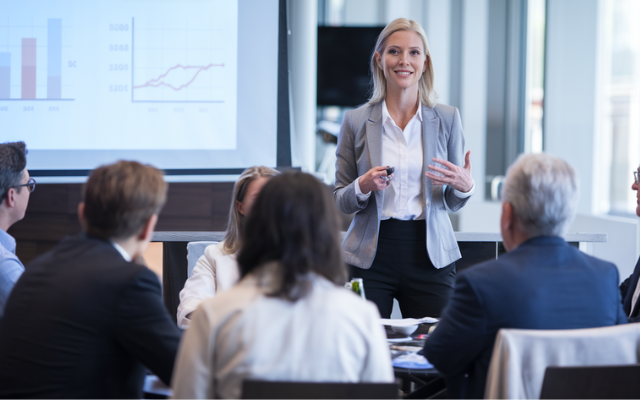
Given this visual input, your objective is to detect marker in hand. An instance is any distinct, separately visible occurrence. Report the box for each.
[382,166,395,182]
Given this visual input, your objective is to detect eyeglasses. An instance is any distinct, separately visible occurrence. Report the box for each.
[635,169,639,185]
[13,177,36,193]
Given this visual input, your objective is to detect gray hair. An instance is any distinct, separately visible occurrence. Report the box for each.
[501,153,579,237]
[368,18,437,107]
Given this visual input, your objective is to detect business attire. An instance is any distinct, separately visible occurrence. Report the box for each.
[177,241,240,328]
[620,256,640,322]
[334,100,472,318]
[424,236,628,399]
[0,229,24,324]
[0,234,182,399]
[172,262,394,399]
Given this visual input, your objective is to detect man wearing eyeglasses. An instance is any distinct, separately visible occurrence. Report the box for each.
[0,141,34,323]
[620,167,640,322]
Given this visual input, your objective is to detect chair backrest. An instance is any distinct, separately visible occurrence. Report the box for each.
[241,380,399,399]
[186,241,218,278]
[539,364,640,399]
[484,324,640,399]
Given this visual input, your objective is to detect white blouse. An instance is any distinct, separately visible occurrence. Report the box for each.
[177,241,239,329]
[355,100,473,220]
[171,263,394,399]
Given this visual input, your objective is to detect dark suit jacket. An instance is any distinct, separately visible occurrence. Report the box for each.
[0,235,182,399]
[620,256,640,322]
[424,236,628,399]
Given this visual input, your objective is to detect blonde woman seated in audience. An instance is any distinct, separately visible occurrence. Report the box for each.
[177,166,279,328]
[171,172,394,399]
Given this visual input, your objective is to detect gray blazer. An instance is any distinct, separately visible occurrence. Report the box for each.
[334,101,471,269]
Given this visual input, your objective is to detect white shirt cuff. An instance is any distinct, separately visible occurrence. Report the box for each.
[453,182,475,199]
[354,177,372,202]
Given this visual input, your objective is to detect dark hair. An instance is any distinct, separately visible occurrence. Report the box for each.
[237,171,347,301]
[82,160,167,240]
[0,142,27,201]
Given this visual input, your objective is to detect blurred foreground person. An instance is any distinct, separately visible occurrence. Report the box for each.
[172,172,394,399]
[0,161,181,398]
[425,153,627,399]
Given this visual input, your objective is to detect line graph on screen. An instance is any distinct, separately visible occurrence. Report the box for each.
[131,18,234,103]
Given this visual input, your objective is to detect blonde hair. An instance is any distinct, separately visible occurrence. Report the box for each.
[368,18,437,107]
[222,166,279,254]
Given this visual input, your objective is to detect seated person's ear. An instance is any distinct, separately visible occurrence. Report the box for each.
[4,188,17,207]
[139,214,158,242]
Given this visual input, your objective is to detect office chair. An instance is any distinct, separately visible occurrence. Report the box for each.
[241,380,399,399]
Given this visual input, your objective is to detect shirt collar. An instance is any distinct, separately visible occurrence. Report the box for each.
[381,99,423,126]
[0,229,16,254]
[111,240,132,262]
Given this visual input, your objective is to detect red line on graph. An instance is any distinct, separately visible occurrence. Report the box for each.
[133,63,225,91]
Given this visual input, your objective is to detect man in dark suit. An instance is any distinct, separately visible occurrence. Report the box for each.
[424,153,628,399]
[0,161,181,398]
[620,165,640,322]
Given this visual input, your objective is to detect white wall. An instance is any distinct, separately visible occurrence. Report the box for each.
[570,214,640,283]
[455,0,491,232]
[425,0,451,106]
[544,0,605,215]
[289,0,317,172]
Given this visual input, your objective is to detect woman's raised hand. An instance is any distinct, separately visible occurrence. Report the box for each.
[358,166,394,194]
[426,151,474,193]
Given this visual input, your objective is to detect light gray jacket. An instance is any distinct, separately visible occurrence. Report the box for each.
[334,101,471,269]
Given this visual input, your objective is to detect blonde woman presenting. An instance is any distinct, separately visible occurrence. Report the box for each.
[334,18,474,318]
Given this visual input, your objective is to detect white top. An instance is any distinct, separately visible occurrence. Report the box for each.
[171,263,394,399]
[111,241,132,262]
[355,100,473,220]
[177,241,239,329]
[485,324,640,399]
[630,277,640,317]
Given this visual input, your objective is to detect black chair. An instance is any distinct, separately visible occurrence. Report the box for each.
[539,364,640,399]
[241,380,399,399]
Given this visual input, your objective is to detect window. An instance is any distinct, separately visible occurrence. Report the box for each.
[602,0,640,215]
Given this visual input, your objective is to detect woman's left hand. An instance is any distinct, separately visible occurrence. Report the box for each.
[425,151,474,193]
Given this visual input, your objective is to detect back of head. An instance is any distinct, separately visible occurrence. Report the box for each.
[0,142,27,202]
[223,165,279,254]
[82,160,167,240]
[502,153,578,237]
[237,171,347,301]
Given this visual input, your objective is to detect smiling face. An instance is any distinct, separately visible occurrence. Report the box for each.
[375,30,428,95]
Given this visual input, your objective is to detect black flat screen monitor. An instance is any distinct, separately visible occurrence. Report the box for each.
[317,26,384,107]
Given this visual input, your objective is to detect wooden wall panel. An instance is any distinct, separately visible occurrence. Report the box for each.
[8,182,234,265]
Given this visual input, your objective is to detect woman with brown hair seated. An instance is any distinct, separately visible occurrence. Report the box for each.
[172,172,393,399]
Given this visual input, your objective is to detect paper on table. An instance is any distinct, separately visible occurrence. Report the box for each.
[380,317,439,326]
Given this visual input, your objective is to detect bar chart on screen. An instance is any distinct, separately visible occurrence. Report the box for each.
[0,18,73,101]
[131,18,233,103]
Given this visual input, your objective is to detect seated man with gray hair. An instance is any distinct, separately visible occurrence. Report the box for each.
[424,153,627,399]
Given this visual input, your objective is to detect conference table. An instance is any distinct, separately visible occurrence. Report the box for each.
[142,323,440,399]
[152,231,606,325]
[386,324,444,398]
[148,231,605,398]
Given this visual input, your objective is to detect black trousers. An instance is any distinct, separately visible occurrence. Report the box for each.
[350,219,456,319]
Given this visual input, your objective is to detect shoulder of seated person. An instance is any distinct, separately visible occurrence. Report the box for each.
[204,241,227,256]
